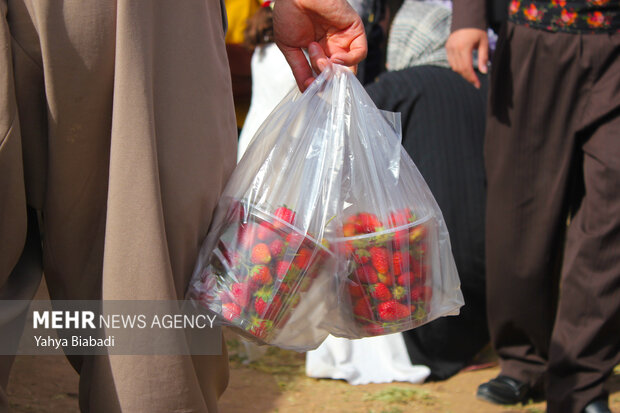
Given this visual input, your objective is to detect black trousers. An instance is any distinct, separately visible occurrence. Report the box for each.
[366,66,490,380]
[485,22,620,413]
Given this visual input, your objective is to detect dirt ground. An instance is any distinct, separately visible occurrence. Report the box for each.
[7,334,620,413]
[6,283,620,412]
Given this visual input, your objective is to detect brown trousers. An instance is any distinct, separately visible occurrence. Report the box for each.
[485,22,620,413]
[0,0,237,411]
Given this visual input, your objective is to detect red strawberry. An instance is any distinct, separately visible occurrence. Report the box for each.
[369,247,389,274]
[285,231,305,248]
[273,206,296,229]
[257,221,277,242]
[343,222,356,237]
[392,251,411,276]
[276,282,291,294]
[347,281,364,298]
[293,248,313,269]
[275,261,291,278]
[387,209,414,227]
[254,297,268,315]
[269,238,285,258]
[353,249,371,265]
[222,302,241,321]
[378,300,411,321]
[251,243,271,264]
[353,299,373,320]
[231,283,251,307]
[369,283,392,302]
[409,225,427,243]
[354,265,379,284]
[377,272,395,286]
[250,265,273,285]
[249,319,271,339]
[263,295,283,319]
[411,286,433,302]
[356,213,383,233]
[397,272,416,287]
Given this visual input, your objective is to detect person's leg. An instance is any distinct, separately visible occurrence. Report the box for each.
[546,32,620,412]
[483,24,589,393]
[9,0,236,411]
[0,0,38,409]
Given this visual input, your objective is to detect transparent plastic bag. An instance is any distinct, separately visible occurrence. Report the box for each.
[186,64,464,350]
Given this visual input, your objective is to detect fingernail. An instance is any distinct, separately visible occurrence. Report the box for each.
[317,59,327,72]
[331,58,344,65]
[308,43,320,57]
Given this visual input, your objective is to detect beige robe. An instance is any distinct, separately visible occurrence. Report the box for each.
[0,0,237,411]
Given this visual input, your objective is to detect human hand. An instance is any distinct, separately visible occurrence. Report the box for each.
[273,0,367,91]
[446,28,488,89]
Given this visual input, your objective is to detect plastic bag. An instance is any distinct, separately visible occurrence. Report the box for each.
[186,64,464,350]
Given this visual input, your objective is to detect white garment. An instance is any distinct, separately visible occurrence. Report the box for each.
[237,43,297,161]
[306,334,431,385]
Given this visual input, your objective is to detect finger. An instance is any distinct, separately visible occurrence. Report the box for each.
[329,27,367,66]
[308,42,329,75]
[278,45,314,92]
[478,36,489,75]
[459,50,481,89]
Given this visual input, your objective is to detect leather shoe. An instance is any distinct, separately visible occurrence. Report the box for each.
[477,375,531,405]
[583,398,611,413]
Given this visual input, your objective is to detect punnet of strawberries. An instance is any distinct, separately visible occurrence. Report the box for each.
[332,209,433,337]
[192,200,332,342]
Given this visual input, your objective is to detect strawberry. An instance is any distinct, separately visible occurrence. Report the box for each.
[276,281,291,294]
[275,261,291,278]
[250,265,273,285]
[353,298,373,320]
[248,318,272,339]
[257,221,277,242]
[411,286,433,302]
[377,272,395,286]
[353,249,371,265]
[369,283,392,302]
[269,238,285,259]
[254,297,268,315]
[293,247,313,269]
[397,272,416,287]
[263,295,283,319]
[222,302,241,321]
[387,209,414,227]
[409,225,427,243]
[231,283,251,307]
[392,251,411,276]
[354,265,379,284]
[285,231,305,248]
[273,206,296,229]
[378,300,411,321]
[343,222,356,237]
[355,213,383,233]
[369,247,389,274]
[251,243,271,264]
[347,281,364,298]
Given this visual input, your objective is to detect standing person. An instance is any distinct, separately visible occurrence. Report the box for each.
[446,0,620,412]
[0,1,365,412]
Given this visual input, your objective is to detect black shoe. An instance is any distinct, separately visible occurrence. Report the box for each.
[583,398,611,413]
[476,375,531,405]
